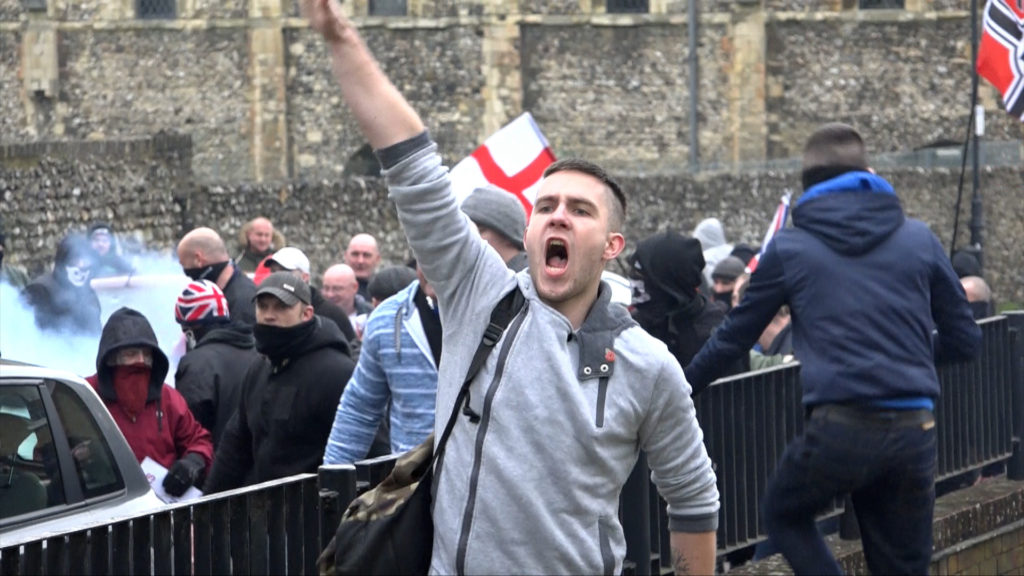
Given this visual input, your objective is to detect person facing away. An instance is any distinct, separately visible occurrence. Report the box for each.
[265,246,357,355]
[87,222,134,279]
[628,230,729,368]
[21,233,102,336]
[202,272,355,493]
[459,184,529,272]
[172,279,261,449]
[235,217,282,274]
[366,265,418,308]
[177,227,257,328]
[693,217,733,290]
[302,3,721,573]
[86,307,214,498]
[685,122,982,575]
[323,266,441,464]
[343,233,381,300]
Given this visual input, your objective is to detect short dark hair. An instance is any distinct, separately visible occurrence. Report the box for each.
[802,123,868,171]
[543,159,627,231]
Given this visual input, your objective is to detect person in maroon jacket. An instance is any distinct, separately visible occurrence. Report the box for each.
[86,307,213,497]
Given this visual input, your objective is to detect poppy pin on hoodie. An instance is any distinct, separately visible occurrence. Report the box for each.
[604,348,616,363]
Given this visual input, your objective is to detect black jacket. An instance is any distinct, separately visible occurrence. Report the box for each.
[221,266,257,328]
[203,317,355,492]
[173,324,261,447]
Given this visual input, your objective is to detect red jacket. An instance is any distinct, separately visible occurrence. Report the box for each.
[86,374,214,470]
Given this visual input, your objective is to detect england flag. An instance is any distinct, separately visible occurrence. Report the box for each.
[449,112,556,217]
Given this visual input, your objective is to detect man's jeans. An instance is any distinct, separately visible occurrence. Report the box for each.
[763,405,937,575]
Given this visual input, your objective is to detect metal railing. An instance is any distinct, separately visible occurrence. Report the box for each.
[621,314,1022,574]
[1,315,1020,575]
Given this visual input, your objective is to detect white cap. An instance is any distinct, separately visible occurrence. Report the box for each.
[266,247,310,275]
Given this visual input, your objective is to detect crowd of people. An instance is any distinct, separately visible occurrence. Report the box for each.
[0,0,1003,572]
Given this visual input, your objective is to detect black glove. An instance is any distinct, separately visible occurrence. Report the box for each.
[162,452,206,497]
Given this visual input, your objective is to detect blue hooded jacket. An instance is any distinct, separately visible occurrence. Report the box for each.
[685,171,981,407]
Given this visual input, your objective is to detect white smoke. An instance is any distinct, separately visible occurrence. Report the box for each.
[1,250,190,384]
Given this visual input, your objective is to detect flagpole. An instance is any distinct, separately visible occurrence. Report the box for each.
[969,0,985,269]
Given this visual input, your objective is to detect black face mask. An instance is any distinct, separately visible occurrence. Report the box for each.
[254,317,317,362]
[183,260,230,282]
[713,290,733,310]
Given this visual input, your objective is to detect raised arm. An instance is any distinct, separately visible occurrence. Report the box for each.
[302,0,423,149]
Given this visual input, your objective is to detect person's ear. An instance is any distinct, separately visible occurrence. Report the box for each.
[603,233,625,262]
[302,304,315,321]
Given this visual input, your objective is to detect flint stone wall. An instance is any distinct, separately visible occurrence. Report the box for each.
[3,8,1021,183]
[1,136,1021,305]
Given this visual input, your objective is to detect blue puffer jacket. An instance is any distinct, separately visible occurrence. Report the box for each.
[686,171,981,407]
[323,279,437,464]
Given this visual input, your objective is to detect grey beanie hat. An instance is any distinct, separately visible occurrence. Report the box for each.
[460,185,527,251]
[712,255,746,281]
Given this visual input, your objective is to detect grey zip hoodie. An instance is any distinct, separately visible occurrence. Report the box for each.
[381,135,719,575]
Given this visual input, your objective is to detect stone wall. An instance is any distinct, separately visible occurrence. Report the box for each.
[2,135,1021,305]
[3,5,1021,183]
[0,134,192,278]
[729,477,1024,575]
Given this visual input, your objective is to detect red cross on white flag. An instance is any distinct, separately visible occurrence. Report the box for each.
[449,112,556,218]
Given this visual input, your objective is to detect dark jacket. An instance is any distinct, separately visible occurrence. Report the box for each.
[21,235,102,336]
[686,172,982,405]
[310,286,357,351]
[173,324,261,447]
[203,317,355,493]
[87,308,213,470]
[630,231,743,370]
[221,266,257,328]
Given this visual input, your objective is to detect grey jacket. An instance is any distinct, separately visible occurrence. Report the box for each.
[383,138,719,575]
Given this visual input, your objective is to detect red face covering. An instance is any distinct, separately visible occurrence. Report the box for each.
[112,363,151,417]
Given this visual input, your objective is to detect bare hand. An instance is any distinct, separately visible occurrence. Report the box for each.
[301,0,356,44]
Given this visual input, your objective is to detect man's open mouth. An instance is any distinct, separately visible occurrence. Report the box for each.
[546,239,568,270]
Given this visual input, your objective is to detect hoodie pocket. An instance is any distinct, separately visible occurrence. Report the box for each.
[598,515,615,576]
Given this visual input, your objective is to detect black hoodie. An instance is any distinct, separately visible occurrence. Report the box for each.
[93,307,170,407]
[203,317,355,493]
[22,234,102,335]
[630,231,740,369]
[173,323,261,447]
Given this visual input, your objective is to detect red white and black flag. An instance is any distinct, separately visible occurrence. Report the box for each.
[977,0,1024,120]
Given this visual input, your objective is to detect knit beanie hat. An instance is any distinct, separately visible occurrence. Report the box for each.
[460,185,527,251]
[712,256,746,282]
[175,279,231,326]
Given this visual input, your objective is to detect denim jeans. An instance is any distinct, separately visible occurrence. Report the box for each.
[762,406,937,575]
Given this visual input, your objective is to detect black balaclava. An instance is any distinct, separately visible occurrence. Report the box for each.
[629,231,706,326]
[254,316,317,363]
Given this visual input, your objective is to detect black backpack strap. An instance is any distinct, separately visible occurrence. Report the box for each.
[434,286,525,456]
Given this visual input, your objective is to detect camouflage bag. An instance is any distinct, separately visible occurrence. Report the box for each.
[317,287,525,576]
[318,435,435,575]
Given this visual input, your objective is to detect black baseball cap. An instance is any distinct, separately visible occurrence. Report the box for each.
[255,271,312,306]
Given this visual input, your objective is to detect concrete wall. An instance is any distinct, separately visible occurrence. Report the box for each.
[2,135,1020,306]
[2,3,1021,182]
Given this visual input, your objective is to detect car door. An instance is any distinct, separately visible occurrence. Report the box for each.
[0,372,161,539]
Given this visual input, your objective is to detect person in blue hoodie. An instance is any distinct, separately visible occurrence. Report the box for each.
[686,123,982,575]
